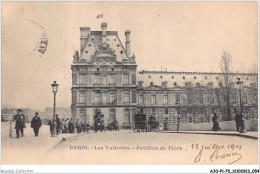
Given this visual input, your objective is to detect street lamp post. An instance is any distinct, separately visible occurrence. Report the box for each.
[236,78,243,115]
[236,78,246,133]
[51,81,59,137]
[176,101,180,132]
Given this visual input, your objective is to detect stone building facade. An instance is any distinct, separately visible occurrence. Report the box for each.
[71,23,258,127]
[71,23,137,127]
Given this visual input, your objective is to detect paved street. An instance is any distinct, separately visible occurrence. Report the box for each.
[1,122,258,165]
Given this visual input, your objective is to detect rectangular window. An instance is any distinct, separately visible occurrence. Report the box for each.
[163,94,168,104]
[125,91,130,103]
[79,74,85,84]
[210,92,214,103]
[94,75,100,85]
[152,108,156,114]
[244,93,248,104]
[102,75,107,85]
[79,92,85,103]
[199,93,203,104]
[124,74,130,84]
[165,108,168,114]
[175,93,180,104]
[110,91,115,102]
[138,94,144,104]
[151,95,156,104]
[109,75,115,85]
[189,117,193,123]
[124,110,130,124]
[102,93,107,103]
[95,92,100,103]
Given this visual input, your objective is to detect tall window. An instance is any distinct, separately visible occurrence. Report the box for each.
[102,93,107,103]
[138,94,144,104]
[109,109,116,123]
[124,74,130,84]
[95,92,100,103]
[94,75,100,85]
[199,92,203,104]
[210,92,214,104]
[175,93,180,104]
[124,109,130,124]
[125,91,130,103]
[151,94,156,104]
[102,75,107,85]
[79,92,85,103]
[79,74,85,84]
[244,93,248,104]
[109,75,115,85]
[110,91,115,102]
[163,94,168,104]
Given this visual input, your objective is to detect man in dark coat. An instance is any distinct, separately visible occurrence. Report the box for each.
[76,119,82,134]
[56,114,61,135]
[235,109,242,132]
[31,112,42,137]
[68,118,74,133]
[13,109,26,138]
[212,113,221,131]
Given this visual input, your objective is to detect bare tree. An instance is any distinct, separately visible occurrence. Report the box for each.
[219,50,232,121]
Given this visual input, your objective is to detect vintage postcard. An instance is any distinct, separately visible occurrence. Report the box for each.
[1,1,258,168]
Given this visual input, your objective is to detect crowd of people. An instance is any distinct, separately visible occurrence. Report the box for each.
[48,115,90,134]
[12,109,91,138]
[12,108,248,138]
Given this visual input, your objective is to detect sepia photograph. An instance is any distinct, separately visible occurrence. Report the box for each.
[1,1,258,170]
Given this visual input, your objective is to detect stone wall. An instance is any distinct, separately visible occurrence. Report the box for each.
[167,119,258,131]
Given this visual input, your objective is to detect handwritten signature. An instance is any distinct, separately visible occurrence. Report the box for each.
[193,144,242,164]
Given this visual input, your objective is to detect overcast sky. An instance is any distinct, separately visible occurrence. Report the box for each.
[2,1,258,111]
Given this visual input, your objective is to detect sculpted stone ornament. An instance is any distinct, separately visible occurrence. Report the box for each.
[73,51,79,61]
[95,42,115,54]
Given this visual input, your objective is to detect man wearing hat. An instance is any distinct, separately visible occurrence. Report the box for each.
[13,109,26,138]
[31,112,42,137]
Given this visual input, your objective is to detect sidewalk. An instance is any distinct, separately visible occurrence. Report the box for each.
[1,121,87,164]
[161,130,258,139]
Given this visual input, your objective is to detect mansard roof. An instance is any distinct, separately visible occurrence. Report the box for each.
[137,70,258,89]
[80,30,129,62]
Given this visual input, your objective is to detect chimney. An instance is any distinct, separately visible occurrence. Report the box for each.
[101,22,107,43]
[125,30,131,57]
[80,27,90,54]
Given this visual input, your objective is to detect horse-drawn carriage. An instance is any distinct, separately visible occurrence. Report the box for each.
[147,114,160,132]
[107,120,119,131]
[133,114,160,132]
[133,113,148,132]
[94,112,105,132]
